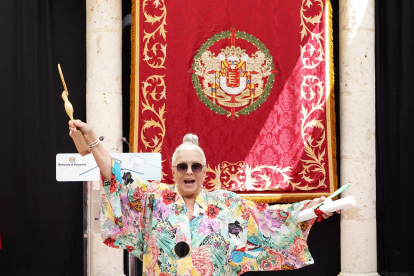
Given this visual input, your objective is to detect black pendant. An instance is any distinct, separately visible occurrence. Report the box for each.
[174,241,190,258]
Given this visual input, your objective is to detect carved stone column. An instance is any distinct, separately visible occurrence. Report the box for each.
[338,0,378,275]
[86,0,124,275]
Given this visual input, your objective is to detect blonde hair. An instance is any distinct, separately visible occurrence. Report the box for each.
[172,133,206,165]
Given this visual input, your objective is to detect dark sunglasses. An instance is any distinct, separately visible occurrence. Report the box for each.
[174,241,190,258]
[173,163,205,174]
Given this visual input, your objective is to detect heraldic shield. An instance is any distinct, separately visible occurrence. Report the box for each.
[189,27,278,119]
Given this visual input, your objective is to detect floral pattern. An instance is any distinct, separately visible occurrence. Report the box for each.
[100,159,316,275]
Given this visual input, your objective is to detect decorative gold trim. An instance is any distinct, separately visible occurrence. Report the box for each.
[130,0,140,152]
[204,162,300,192]
[296,0,337,194]
[139,0,167,154]
[240,192,332,203]
[325,0,337,197]
[299,75,327,187]
[131,0,167,153]
[140,75,166,153]
[300,0,325,68]
[142,0,167,69]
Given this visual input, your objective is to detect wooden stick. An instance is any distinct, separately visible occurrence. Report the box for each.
[58,63,89,155]
[59,64,75,126]
[58,64,69,94]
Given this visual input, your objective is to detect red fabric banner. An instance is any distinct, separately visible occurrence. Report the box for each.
[131,0,336,202]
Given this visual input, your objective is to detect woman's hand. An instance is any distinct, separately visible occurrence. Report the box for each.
[301,196,340,220]
[69,119,97,144]
[68,120,112,181]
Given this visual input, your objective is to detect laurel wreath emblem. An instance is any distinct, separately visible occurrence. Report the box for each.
[190,30,277,119]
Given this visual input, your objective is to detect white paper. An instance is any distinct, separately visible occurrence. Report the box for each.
[295,196,356,223]
[56,153,162,182]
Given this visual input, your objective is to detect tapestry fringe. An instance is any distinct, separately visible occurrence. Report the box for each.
[130,0,137,152]
[328,0,338,195]
[241,196,306,204]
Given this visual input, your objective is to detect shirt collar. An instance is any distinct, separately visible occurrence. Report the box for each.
[174,187,208,216]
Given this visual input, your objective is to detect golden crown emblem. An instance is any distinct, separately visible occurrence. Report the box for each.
[221,46,246,58]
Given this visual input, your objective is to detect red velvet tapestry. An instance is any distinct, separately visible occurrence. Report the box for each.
[130,0,336,202]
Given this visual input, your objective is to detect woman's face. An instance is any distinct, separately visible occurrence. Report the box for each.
[172,149,206,199]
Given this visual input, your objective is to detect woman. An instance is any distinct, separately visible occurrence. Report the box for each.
[69,120,335,275]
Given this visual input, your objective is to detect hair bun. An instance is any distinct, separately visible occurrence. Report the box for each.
[183,133,199,145]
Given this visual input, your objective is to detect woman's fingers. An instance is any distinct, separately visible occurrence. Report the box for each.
[322,211,333,218]
[68,120,89,132]
[306,197,322,209]
[68,119,86,138]
[71,119,84,129]
[68,119,96,144]
[320,197,334,218]
[69,121,76,136]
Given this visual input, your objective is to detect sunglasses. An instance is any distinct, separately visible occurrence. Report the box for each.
[173,163,205,174]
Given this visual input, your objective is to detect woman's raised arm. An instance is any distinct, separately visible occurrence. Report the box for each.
[69,120,112,181]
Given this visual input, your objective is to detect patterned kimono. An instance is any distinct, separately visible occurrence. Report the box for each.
[100,159,316,276]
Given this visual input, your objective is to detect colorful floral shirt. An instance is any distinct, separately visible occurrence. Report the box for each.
[100,159,316,276]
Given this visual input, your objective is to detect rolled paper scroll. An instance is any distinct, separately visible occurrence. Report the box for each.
[312,183,351,210]
[295,196,356,223]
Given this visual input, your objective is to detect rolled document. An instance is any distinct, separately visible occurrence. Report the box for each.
[296,196,356,223]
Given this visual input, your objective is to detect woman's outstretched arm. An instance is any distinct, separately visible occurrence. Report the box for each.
[69,120,112,180]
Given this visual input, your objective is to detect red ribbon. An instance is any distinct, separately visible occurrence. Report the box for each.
[314,208,326,222]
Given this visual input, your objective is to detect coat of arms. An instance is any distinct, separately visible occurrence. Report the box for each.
[189,27,278,119]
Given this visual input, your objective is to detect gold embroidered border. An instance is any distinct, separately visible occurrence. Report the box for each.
[204,162,300,192]
[131,0,167,153]
[298,0,336,196]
